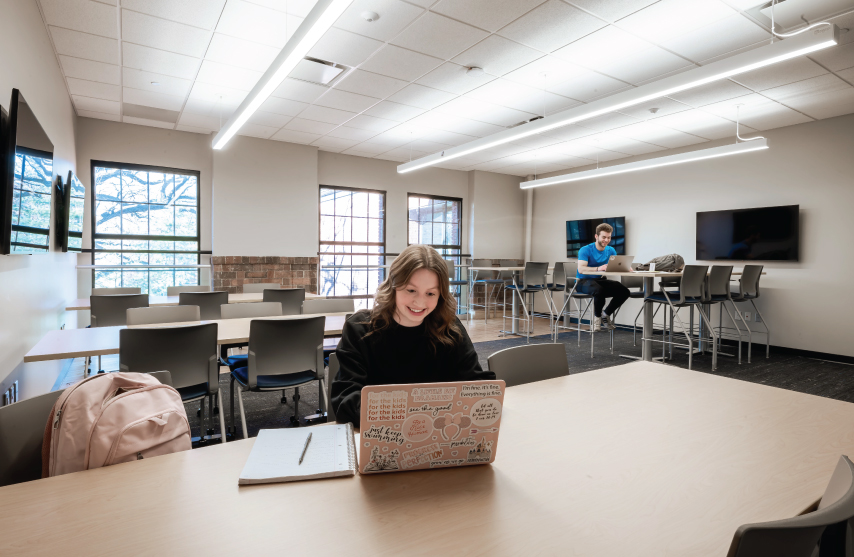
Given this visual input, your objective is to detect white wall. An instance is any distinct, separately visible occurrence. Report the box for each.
[531,114,854,357]
[0,0,79,398]
[468,170,525,259]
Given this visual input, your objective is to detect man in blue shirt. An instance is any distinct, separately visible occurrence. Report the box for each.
[576,223,630,331]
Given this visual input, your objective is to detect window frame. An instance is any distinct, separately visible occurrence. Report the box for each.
[11,146,54,252]
[406,193,464,306]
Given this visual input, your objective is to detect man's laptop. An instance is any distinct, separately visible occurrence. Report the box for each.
[605,255,634,272]
[359,380,506,474]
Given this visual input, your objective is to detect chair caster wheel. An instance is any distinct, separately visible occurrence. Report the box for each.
[213,406,219,413]
[289,416,299,426]
[196,409,201,417]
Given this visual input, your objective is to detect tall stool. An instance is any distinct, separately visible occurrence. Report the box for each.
[469,259,504,322]
[731,264,769,361]
[502,262,549,343]
[546,262,566,335]
[446,260,467,314]
[705,265,748,364]
[552,261,613,357]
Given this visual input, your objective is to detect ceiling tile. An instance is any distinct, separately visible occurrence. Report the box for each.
[498,0,607,53]
[466,79,580,115]
[123,68,192,97]
[666,79,753,107]
[452,35,543,77]
[121,0,226,30]
[73,95,121,114]
[617,0,737,44]
[49,27,118,65]
[437,96,535,126]
[421,129,479,145]
[612,122,706,149]
[809,42,854,72]
[78,109,122,121]
[731,57,828,91]
[661,14,768,63]
[273,78,329,103]
[539,123,597,141]
[839,67,854,84]
[334,0,424,42]
[122,43,201,79]
[271,128,322,144]
[179,111,220,130]
[345,114,399,131]
[122,115,174,129]
[616,97,691,120]
[576,112,640,132]
[250,0,318,17]
[121,10,212,58]
[344,141,390,155]
[390,12,489,60]
[248,110,291,128]
[260,96,310,116]
[237,123,279,139]
[433,0,545,33]
[577,132,664,156]
[123,87,185,111]
[409,111,506,136]
[315,88,380,112]
[59,55,120,85]
[286,116,336,136]
[653,108,753,140]
[503,56,586,87]
[205,33,280,72]
[387,84,455,109]
[342,149,382,158]
[551,139,628,161]
[547,68,631,102]
[176,123,215,134]
[761,74,854,120]
[335,69,408,98]
[313,136,361,152]
[308,27,383,67]
[326,126,379,141]
[399,0,433,8]
[216,0,292,48]
[196,59,262,91]
[123,103,181,123]
[364,100,425,121]
[702,92,813,129]
[566,0,658,22]
[360,45,442,81]
[67,78,121,101]
[39,0,117,39]
[299,105,358,125]
[415,62,495,94]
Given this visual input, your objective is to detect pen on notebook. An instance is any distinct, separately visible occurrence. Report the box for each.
[298,432,312,465]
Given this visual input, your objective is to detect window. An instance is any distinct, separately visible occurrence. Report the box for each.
[319,186,386,310]
[91,161,200,295]
[11,148,53,253]
[67,173,85,251]
[407,194,463,305]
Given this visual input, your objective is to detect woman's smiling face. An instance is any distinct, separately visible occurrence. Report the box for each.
[393,268,440,327]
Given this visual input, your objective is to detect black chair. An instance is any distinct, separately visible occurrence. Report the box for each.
[553,261,613,357]
[727,455,854,557]
[262,288,305,315]
[731,264,769,361]
[487,344,569,387]
[178,291,228,320]
[546,262,566,335]
[503,261,549,343]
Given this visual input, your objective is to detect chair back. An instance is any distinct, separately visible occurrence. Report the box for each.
[708,265,734,298]
[119,323,219,394]
[247,317,325,390]
[327,352,339,422]
[551,262,566,289]
[522,262,548,289]
[673,265,708,304]
[738,264,764,298]
[621,273,644,290]
[91,287,141,295]
[498,259,518,281]
[262,288,305,314]
[178,291,228,320]
[243,283,282,294]
[166,285,210,296]
[726,455,854,557]
[220,301,282,319]
[471,259,497,281]
[564,260,580,291]
[127,305,200,326]
[303,298,356,314]
[91,294,150,327]
[0,389,63,487]
[487,344,569,387]
[445,259,455,280]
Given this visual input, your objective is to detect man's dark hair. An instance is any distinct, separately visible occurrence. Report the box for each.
[595,223,613,236]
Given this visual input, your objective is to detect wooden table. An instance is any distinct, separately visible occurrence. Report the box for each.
[2,361,852,555]
[66,292,325,311]
[23,313,349,363]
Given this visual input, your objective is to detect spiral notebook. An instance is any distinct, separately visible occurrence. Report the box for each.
[238,423,357,485]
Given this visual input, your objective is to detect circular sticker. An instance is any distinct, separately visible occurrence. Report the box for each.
[432,436,437,441]
[470,398,502,426]
[402,413,433,442]
[364,442,370,447]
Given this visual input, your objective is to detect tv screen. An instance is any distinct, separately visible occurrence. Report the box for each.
[696,205,799,261]
[63,171,85,252]
[566,217,625,258]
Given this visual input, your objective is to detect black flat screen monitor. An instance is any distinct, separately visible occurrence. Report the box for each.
[696,205,799,261]
[63,170,85,252]
[566,217,625,258]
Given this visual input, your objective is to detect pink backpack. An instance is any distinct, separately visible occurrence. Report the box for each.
[42,372,191,477]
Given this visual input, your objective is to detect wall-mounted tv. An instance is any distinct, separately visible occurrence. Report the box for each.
[696,205,799,261]
[62,171,85,252]
[566,217,625,258]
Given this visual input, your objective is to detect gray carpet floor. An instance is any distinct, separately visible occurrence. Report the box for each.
[186,327,854,442]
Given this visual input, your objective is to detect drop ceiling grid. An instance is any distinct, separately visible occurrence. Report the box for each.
[33,0,854,177]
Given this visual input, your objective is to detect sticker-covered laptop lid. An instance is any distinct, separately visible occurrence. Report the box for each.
[359,380,506,474]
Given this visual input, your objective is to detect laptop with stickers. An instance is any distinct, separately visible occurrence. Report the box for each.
[358,380,506,474]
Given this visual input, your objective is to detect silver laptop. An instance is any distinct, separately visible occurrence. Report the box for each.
[605,255,634,272]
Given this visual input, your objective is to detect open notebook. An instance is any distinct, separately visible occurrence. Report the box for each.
[239,423,357,485]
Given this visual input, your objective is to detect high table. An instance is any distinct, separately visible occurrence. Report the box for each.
[467,266,553,336]
[2,361,852,555]
[66,291,325,311]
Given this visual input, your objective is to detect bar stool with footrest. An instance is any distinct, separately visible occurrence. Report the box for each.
[469,259,504,322]
[503,262,549,343]
[705,265,748,365]
[552,261,613,357]
[731,264,769,361]
[446,260,467,313]
[545,262,566,336]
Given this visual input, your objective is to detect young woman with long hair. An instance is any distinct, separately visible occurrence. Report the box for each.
[331,244,495,426]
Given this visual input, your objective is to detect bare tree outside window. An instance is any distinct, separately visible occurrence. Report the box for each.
[11,150,52,252]
[407,194,463,309]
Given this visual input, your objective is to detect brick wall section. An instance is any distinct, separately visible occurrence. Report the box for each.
[211,256,318,294]
[466,258,523,315]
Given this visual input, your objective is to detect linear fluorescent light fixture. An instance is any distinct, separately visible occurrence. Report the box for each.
[398,24,837,174]
[212,0,353,150]
[520,138,769,189]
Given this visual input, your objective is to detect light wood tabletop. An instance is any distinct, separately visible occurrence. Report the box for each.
[2,361,852,555]
[23,313,349,363]
[66,291,325,311]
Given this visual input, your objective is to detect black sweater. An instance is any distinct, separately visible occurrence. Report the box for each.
[331,310,495,427]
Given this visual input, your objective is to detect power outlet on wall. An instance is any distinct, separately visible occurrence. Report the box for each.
[755,313,762,323]
[743,311,751,322]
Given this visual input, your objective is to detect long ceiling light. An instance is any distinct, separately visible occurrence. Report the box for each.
[519,138,769,189]
[212,0,353,150]
[397,24,837,174]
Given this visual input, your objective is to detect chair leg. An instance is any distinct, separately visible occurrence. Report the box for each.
[216,388,227,442]
[633,305,643,346]
[281,389,287,404]
[669,306,673,360]
[207,395,215,436]
[230,376,236,435]
[237,387,248,439]
[291,387,301,425]
[664,294,693,370]
[697,306,718,371]
[199,396,206,444]
[723,302,743,364]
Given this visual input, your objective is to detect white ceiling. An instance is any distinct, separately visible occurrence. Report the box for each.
[38,0,854,177]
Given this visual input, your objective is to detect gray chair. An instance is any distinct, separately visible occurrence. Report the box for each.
[546,262,566,334]
[326,352,339,422]
[553,260,612,357]
[90,293,150,374]
[91,287,141,295]
[220,301,283,319]
[302,298,356,314]
[726,455,854,557]
[262,288,305,314]
[618,272,646,346]
[487,344,569,387]
[243,283,281,294]
[470,259,504,322]
[179,291,228,320]
[127,305,200,326]
[731,264,770,361]
[0,371,172,487]
[446,260,467,311]
[166,285,210,296]
[503,262,549,343]
[230,316,326,436]
[120,323,225,444]
[706,265,748,364]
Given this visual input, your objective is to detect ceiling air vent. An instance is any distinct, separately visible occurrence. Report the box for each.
[507,115,544,129]
[290,57,350,86]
